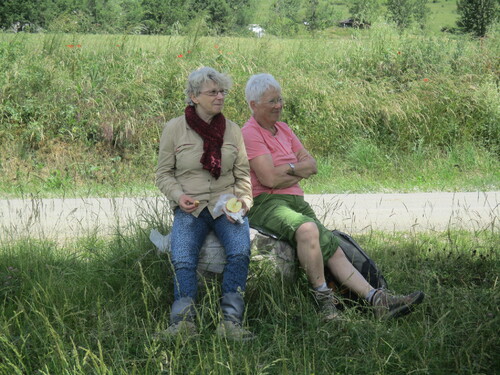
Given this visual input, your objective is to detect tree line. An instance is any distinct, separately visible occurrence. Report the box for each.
[0,0,256,35]
[0,0,498,37]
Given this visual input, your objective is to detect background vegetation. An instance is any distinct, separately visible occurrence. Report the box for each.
[0,23,498,197]
[1,0,498,36]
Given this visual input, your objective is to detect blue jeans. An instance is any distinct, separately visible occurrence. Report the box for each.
[170,208,251,301]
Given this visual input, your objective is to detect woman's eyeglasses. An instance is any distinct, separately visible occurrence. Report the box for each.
[200,89,229,97]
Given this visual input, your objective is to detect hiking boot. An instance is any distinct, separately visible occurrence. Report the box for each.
[217,292,255,341]
[371,289,424,319]
[216,320,256,342]
[156,320,197,341]
[312,288,341,321]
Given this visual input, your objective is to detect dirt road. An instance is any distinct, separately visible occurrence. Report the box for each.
[1,191,499,242]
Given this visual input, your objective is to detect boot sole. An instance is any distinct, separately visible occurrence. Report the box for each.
[216,330,256,342]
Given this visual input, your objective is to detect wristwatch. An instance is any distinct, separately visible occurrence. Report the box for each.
[288,163,295,175]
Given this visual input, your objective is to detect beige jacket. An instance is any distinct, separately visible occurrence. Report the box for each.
[156,115,252,218]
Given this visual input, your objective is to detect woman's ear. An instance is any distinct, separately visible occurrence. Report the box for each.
[190,94,198,105]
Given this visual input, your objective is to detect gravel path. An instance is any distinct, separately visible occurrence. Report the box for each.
[1,191,499,242]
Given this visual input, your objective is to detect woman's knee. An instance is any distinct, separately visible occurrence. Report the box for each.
[224,239,251,260]
[170,231,205,267]
[226,252,250,267]
[214,219,250,255]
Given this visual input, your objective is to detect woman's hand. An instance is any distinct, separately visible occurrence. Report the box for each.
[178,194,199,213]
[240,199,249,216]
[225,198,248,224]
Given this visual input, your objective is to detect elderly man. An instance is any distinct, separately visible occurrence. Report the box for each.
[241,73,424,320]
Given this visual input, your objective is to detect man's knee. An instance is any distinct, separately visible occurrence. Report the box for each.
[329,246,346,262]
[295,222,320,243]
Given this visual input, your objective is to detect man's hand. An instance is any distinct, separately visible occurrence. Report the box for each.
[293,148,317,178]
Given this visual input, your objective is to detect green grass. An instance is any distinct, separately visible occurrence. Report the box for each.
[0,225,498,374]
[0,29,497,375]
[0,14,497,373]
[301,142,500,194]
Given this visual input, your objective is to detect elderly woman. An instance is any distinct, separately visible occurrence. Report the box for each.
[156,67,253,340]
[242,73,424,320]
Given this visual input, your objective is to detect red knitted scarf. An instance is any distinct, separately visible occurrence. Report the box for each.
[184,105,226,179]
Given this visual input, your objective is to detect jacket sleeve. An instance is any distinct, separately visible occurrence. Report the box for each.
[232,125,253,210]
[155,121,184,204]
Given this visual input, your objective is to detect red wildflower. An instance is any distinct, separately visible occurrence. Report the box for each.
[423,78,429,82]
[76,44,82,48]
[187,50,192,54]
[66,45,74,48]
[397,51,401,55]
[177,54,184,58]
[214,44,219,49]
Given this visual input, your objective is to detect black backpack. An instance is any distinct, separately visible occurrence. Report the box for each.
[325,230,388,301]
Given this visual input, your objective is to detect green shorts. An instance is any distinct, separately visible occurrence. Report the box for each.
[248,194,339,263]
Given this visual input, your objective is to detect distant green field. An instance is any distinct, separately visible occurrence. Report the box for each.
[252,0,459,34]
[427,0,460,31]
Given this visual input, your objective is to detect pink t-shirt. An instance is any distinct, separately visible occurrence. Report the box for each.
[242,116,304,197]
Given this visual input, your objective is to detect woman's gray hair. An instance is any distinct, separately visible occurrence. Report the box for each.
[185,66,232,106]
[245,73,282,111]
